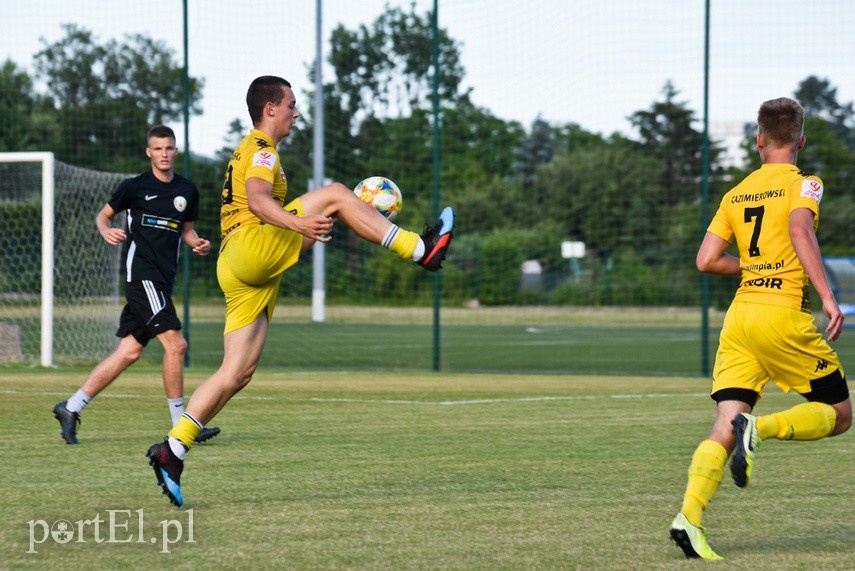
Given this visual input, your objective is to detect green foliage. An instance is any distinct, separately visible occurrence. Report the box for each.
[0,59,59,152]
[4,9,855,309]
[628,81,728,205]
[476,228,531,305]
[0,197,41,292]
[818,194,855,255]
[800,116,855,193]
[796,75,855,147]
[327,4,464,125]
[31,24,203,170]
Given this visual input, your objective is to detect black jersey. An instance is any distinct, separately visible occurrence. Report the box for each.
[108,171,200,290]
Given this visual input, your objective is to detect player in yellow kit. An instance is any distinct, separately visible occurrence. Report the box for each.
[146,75,455,507]
[670,97,851,560]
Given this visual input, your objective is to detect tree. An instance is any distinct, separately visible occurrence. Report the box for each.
[790,77,855,200]
[33,24,204,171]
[0,59,58,152]
[512,116,559,187]
[290,5,480,223]
[628,81,726,205]
[326,4,467,131]
[795,76,855,147]
[534,135,662,261]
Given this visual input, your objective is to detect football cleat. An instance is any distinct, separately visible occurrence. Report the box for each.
[669,512,723,560]
[416,207,455,272]
[195,426,221,443]
[146,440,184,507]
[53,401,81,444]
[731,412,760,488]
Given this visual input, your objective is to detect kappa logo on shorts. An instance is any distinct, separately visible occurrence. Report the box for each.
[815,359,829,372]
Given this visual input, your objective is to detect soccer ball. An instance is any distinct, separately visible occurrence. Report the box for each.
[353,176,403,221]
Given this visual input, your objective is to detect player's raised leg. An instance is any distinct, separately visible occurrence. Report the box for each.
[298,183,455,271]
[416,206,454,271]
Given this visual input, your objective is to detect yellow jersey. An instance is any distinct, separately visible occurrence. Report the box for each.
[707,163,823,312]
[220,129,288,246]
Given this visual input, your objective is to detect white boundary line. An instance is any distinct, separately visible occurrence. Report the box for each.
[4,391,707,405]
[0,390,275,400]
[310,393,709,406]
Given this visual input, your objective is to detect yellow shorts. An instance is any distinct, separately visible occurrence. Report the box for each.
[712,301,844,397]
[217,198,304,334]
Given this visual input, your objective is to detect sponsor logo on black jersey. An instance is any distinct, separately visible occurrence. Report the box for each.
[142,215,180,232]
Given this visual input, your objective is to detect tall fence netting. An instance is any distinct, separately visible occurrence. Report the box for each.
[1,1,852,372]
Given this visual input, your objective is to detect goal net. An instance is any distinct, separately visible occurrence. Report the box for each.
[0,152,126,366]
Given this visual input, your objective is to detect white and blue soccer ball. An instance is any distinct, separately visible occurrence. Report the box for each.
[354,176,403,221]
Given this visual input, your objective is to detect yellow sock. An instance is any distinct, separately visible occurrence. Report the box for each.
[168,414,202,450]
[760,402,836,441]
[385,226,419,260]
[755,414,778,441]
[680,439,727,527]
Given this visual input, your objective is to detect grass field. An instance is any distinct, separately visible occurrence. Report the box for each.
[130,304,853,376]
[9,304,855,376]
[3,368,855,569]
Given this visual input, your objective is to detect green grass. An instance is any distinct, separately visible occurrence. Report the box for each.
[178,321,722,375]
[169,307,855,376]
[10,304,855,376]
[3,369,855,569]
[142,305,854,376]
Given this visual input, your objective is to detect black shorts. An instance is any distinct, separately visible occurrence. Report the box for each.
[117,280,182,346]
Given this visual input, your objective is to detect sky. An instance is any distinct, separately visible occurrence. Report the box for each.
[2,0,853,160]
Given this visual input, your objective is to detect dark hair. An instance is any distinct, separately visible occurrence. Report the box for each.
[757,98,804,150]
[246,75,292,126]
[147,124,176,141]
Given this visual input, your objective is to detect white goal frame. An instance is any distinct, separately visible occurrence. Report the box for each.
[0,152,55,366]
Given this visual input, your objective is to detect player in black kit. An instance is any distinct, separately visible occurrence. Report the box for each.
[52,125,220,445]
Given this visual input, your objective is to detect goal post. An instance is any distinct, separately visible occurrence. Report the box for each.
[0,152,125,366]
[0,152,54,365]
